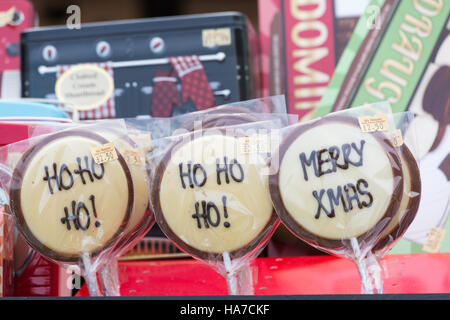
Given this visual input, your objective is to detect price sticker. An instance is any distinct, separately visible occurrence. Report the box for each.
[202,28,231,47]
[123,148,145,166]
[387,129,404,147]
[358,114,390,133]
[239,137,252,155]
[422,227,446,253]
[239,135,271,155]
[90,142,118,164]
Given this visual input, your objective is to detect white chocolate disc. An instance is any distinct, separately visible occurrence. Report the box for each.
[12,133,132,261]
[157,134,273,255]
[276,120,399,241]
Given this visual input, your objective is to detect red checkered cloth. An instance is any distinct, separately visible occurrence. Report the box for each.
[169,55,215,111]
[56,62,116,120]
[0,72,3,98]
[150,69,181,117]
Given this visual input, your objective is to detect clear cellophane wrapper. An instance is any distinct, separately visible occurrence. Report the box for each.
[147,112,289,295]
[269,102,421,294]
[19,96,293,296]
[0,120,153,296]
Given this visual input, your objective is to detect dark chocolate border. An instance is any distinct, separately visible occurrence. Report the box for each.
[373,143,421,252]
[269,115,403,251]
[150,128,279,261]
[9,129,134,263]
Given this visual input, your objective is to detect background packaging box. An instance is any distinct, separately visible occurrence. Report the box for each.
[258,0,369,121]
[21,12,260,120]
[0,0,35,99]
[316,0,450,254]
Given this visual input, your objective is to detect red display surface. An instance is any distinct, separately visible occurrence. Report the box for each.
[77,253,450,296]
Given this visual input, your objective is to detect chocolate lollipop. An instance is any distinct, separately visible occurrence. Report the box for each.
[151,129,277,261]
[269,115,403,251]
[9,129,133,263]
